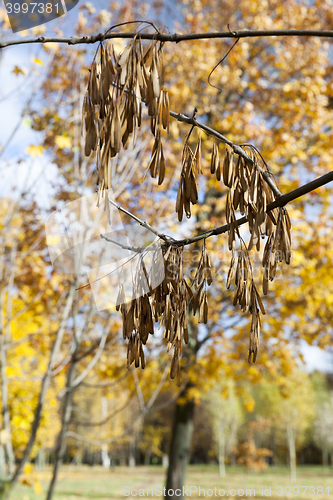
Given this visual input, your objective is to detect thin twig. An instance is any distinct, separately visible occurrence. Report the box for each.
[71,389,136,427]
[100,233,144,252]
[108,198,174,243]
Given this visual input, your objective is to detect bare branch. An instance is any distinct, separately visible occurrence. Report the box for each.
[71,389,136,427]
[81,371,129,388]
[173,170,333,247]
[146,363,170,411]
[171,111,282,198]
[147,382,187,413]
[63,328,108,394]
[2,29,333,49]
[66,412,145,445]
[132,369,146,412]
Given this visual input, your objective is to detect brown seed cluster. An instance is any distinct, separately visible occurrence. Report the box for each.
[262,207,291,295]
[83,39,170,198]
[83,36,293,374]
[116,242,214,379]
[191,241,213,324]
[176,134,202,221]
[218,145,291,361]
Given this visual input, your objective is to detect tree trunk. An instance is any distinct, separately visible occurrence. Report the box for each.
[218,421,226,478]
[0,322,15,479]
[101,397,110,468]
[9,285,75,492]
[46,357,76,500]
[322,447,328,469]
[162,453,169,468]
[0,447,5,479]
[287,427,296,483]
[129,442,136,468]
[165,385,195,500]
[144,450,151,466]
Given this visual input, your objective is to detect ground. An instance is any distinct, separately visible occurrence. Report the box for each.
[10,465,333,500]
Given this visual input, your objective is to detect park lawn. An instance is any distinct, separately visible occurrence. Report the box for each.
[9,465,333,500]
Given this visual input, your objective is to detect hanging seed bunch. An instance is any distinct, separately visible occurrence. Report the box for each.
[226,245,265,362]
[210,142,292,362]
[155,246,189,380]
[222,147,279,252]
[191,241,213,324]
[116,245,197,379]
[210,142,221,180]
[116,257,155,370]
[262,207,291,295]
[83,38,170,198]
[176,133,202,221]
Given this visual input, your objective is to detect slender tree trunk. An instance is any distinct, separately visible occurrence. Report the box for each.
[0,446,5,479]
[8,285,75,493]
[0,342,15,479]
[323,447,328,469]
[0,248,17,479]
[46,357,77,500]
[101,397,110,468]
[218,421,226,478]
[165,384,195,500]
[129,442,136,467]
[144,450,151,466]
[287,427,296,483]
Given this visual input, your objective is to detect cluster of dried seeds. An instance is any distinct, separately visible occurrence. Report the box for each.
[262,207,291,295]
[191,241,213,324]
[83,38,170,198]
[176,134,202,221]
[217,145,291,361]
[83,35,294,373]
[117,245,199,379]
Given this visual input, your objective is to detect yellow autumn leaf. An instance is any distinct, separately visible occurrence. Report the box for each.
[24,463,33,474]
[12,66,26,76]
[26,145,43,157]
[55,135,71,149]
[34,480,42,495]
[243,394,255,412]
[33,58,43,66]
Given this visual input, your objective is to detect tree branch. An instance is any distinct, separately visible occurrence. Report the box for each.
[2,29,333,49]
[172,111,282,198]
[173,170,333,247]
[71,389,136,427]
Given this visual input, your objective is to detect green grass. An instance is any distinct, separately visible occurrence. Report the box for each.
[8,465,333,500]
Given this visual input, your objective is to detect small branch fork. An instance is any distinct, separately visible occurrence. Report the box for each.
[173,111,282,198]
[99,106,332,253]
[101,169,333,253]
[2,29,333,49]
